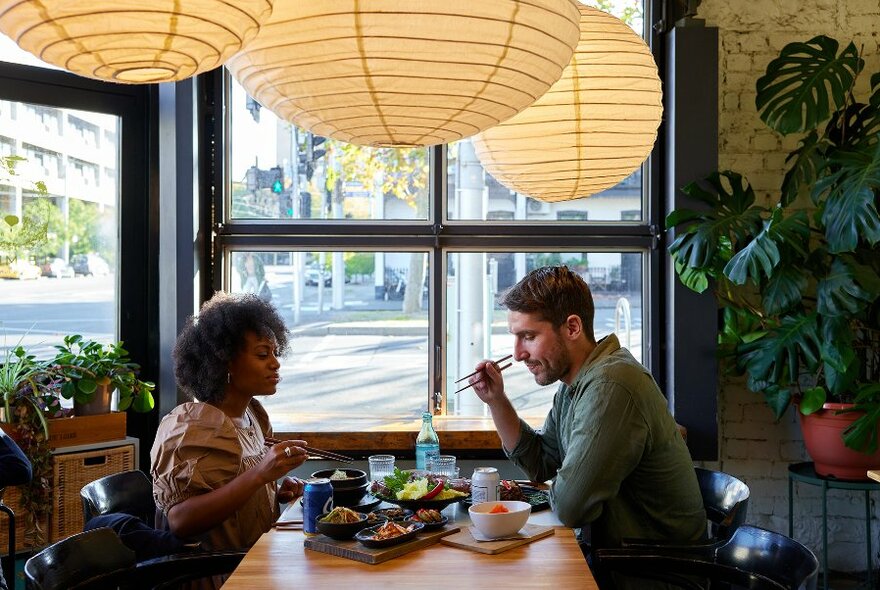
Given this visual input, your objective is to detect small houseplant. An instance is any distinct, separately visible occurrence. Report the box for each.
[50,334,155,415]
[666,36,880,475]
[0,343,63,546]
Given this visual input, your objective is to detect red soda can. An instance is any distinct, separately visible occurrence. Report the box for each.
[303,477,334,536]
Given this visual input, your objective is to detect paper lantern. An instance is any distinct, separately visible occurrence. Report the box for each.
[0,0,272,83]
[473,5,663,202]
[226,0,581,148]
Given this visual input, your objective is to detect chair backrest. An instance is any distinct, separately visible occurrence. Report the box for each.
[25,526,246,590]
[715,525,819,590]
[596,525,818,590]
[695,467,750,539]
[80,470,155,526]
[24,527,136,590]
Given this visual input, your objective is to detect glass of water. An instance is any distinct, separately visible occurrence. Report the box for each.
[427,454,457,478]
[368,454,395,482]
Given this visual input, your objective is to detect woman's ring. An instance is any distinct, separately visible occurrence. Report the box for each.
[284,446,292,458]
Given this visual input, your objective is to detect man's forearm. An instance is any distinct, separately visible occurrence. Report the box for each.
[487,395,522,451]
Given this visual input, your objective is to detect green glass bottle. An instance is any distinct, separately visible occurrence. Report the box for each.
[415,411,440,470]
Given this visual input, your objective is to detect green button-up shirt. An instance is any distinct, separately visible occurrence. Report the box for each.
[507,334,706,550]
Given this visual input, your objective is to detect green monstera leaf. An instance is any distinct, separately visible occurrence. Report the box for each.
[666,171,763,276]
[723,208,810,286]
[756,36,862,135]
[814,148,880,252]
[738,313,822,390]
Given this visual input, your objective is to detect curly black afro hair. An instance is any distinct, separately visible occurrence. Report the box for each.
[173,291,289,404]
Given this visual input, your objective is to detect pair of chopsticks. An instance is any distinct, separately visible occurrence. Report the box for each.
[453,354,513,394]
[264,437,355,464]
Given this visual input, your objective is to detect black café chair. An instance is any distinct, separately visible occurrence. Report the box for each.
[596,524,819,590]
[80,470,155,525]
[619,467,750,551]
[25,527,246,590]
[695,467,750,540]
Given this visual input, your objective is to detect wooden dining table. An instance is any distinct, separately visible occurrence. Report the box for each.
[223,501,598,589]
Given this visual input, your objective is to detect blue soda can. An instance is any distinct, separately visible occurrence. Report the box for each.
[303,477,334,536]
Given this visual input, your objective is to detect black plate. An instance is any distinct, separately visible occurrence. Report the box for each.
[406,513,449,529]
[461,486,550,512]
[371,493,468,512]
[355,521,425,548]
[370,507,413,521]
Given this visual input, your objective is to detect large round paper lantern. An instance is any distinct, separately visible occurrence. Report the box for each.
[226,0,581,148]
[473,5,663,202]
[0,0,272,83]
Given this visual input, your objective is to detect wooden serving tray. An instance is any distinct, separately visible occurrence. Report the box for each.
[303,525,460,564]
[440,524,554,554]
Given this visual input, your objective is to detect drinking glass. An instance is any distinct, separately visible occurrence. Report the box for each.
[368,454,395,482]
[427,454,457,478]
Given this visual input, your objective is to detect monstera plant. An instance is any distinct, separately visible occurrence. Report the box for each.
[667,35,880,454]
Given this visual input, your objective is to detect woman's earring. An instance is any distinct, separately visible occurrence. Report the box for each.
[227,372,231,384]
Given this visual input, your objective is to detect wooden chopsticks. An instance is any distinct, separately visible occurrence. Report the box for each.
[453,354,513,394]
[264,437,355,464]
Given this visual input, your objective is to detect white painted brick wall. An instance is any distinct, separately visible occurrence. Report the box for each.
[696,1,880,572]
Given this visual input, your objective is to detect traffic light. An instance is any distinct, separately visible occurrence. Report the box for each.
[310,134,326,161]
[270,166,283,194]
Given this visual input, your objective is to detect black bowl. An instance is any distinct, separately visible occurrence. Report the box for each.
[312,468,369,506]
[312,468,368,488]
[315,511,371,540]
[332,482,369,507]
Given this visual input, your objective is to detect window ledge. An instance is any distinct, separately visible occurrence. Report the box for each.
[274,414,544,454]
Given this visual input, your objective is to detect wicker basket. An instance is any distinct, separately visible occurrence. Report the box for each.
[0,486,49,553]
[51,445,135,542]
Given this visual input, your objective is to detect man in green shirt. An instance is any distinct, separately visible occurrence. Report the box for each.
[469,266,706,587]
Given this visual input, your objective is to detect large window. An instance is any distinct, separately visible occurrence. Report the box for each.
[217,0,658,430]
[0,47,154,428]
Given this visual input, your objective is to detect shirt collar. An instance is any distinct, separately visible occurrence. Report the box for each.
[565,333,621,394]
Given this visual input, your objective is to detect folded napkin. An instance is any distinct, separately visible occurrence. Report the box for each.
[275,501,304,527]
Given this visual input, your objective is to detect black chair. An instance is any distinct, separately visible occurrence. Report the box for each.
[80,470,155,525]
[694,467,750,540]
[0,488,15,589]
[619,467,750,551]
[596,525,819,590]
[24,527,136,590]
[25,527,246,590]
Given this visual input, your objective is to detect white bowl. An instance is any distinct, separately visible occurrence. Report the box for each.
[468,500,532,539]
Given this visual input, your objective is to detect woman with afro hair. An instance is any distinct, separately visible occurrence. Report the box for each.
[150,292,306,574]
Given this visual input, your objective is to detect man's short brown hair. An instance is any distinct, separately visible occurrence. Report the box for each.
[499,265,596,343]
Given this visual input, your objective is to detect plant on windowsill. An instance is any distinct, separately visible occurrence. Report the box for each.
[49,334,156,416]
[666,35,880,479]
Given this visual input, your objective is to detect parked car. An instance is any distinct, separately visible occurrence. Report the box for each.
[71,254,111,276]
[40,257,76,278]
[305,267,331,287]
[0,258,42,280]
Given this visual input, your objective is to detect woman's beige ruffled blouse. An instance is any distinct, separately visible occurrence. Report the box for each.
[150,399,278,551]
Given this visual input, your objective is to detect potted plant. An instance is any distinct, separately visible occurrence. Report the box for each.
[666,35,880,479]
[50,334,155,415]
[0,342,64,546]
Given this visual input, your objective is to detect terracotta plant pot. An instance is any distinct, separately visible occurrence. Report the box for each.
[799,402,880,480]
[73,383,112,416]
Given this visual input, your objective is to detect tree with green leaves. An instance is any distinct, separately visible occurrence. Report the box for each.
[319,139,429,314]
[0,155,50,259]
